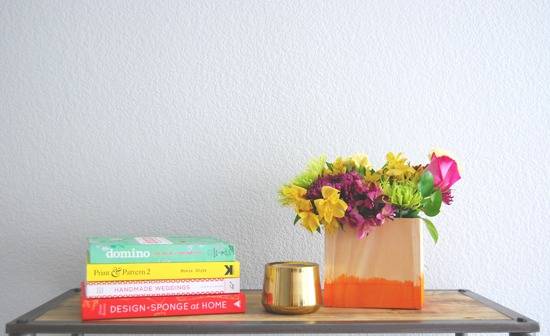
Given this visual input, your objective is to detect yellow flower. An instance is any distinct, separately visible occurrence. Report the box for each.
[325,155,370,175]
[280,185,307,201]
[384,152,416,180]
[294,198,312,212]
[364,169,382,183]
[322,218,341,234]
[299,211,320,232]
[279,185,312,211]
[350,154,371,170]
[325,157,347,175]
[410,165,425,183]
[314,186,348,222]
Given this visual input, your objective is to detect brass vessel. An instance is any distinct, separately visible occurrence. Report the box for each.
[262,261,322,314]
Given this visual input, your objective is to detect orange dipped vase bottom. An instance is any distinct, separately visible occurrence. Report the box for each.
[324,218,424,309]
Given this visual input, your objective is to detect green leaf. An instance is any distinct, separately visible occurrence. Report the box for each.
[326,162,334,171]
[293,214,300,225]
[422,189,442,217]
[418,171,435,197]
[422,217,439,243]
[358,166,367,177]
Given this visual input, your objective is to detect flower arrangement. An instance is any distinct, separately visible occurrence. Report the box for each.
[279,151,461,242]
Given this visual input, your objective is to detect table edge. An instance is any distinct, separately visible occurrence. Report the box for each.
[5,288,540,334]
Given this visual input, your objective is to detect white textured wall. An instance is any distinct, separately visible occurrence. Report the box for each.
[1,1,549,335]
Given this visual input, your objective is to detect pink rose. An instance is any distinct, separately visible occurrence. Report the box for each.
[427,154,461,204]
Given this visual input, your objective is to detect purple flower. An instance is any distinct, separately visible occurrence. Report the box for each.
[376,204,395,224]
[307,172,395,238]
[366,183,383,202]
[340,208,365,228]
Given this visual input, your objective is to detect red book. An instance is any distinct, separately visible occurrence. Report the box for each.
[80,285,246,320]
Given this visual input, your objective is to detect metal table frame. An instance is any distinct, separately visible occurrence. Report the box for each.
[5,288,540,335]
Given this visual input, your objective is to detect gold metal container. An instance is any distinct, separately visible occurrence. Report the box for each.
[262,261,322,314]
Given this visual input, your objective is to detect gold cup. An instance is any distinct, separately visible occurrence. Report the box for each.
[262,261,322,314]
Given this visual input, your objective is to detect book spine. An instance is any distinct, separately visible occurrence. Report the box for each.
[85,278,240,298]
[88,242,235,264]
[81,291,246,320]
[86,261,240,281]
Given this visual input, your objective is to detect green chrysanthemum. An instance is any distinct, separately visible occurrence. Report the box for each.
[381,180,423,214]
[290,155,327,188]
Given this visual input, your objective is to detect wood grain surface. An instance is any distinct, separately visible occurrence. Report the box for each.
[36,290,509,322]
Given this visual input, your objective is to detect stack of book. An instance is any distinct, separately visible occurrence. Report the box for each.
[81,236,245,320]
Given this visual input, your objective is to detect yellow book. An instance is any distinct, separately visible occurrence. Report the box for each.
[86,261,240,281]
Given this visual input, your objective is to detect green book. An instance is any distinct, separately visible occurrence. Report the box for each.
[88,236,235,264]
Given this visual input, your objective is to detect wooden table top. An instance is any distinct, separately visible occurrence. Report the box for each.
[38,290,506,322]
[6,289,540,334]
